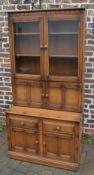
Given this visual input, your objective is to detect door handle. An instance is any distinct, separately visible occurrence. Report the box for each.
[41,93,45,97]
[44,45,48,49]
[40,45,48,49]
[45,93,49,98]
[40,45,44,49]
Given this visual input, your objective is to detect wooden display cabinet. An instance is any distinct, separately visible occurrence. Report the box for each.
[7,8,85,171]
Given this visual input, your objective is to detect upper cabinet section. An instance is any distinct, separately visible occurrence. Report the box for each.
[8,9,85,82]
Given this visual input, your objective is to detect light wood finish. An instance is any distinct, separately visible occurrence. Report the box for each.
[6,106,82,171]
[7,8,85,171]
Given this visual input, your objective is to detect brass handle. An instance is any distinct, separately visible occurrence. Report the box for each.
[41,93,45,97]
[35,140,39,144]
[40,45,44,49]
[56,126,60,130]
[43,141,46,145]
[45,93,48,97]
[20,122,25,125]
[44,45,48,48]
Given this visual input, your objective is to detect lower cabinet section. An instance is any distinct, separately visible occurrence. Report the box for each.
[6,106,82,171]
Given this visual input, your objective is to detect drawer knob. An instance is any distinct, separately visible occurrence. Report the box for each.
[56,126,60,130]
[45,93,48,97]
[41,93,45,97]
[21,122,25,125]
[35,140,39,144]
[43,141,46,145]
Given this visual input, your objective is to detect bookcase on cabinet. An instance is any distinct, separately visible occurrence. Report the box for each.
[7,8,85,171]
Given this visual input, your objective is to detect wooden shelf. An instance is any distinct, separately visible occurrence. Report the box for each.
[49,55,78,58]
[16,54,40,57]
[15,33,40,35]
[49,32,78,35]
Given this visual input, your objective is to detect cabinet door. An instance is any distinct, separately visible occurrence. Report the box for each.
[13,79,45,108]
[9,116,40,155]
[43,133,75,163]
[10,127,39,155]
[10,17,44,80]
[46,82,82,112]
[44,16,83,82]
[42,119,76,163]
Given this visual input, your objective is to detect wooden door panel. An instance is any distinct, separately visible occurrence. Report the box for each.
[46,83,63,110]
[63,84,81,112]
[43,133,74,163]
[13,79,44,108]
[30,81,43,108]
[25,129,39,155]
[46,82,81,112]
[58,134,74,162]
[10,127,25,153]
[43,133,58,159]
[13,81,29,106]
[10,127,39,155]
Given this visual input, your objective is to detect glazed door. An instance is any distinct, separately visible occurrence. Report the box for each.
[44,16,82,82]
[11,17,44,80]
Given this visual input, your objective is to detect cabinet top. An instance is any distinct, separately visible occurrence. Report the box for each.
[8,8,85,16]
[6,106,82,122]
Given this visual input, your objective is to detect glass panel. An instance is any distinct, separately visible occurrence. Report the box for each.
[49,20,79,33]
[14,22,40,75]
[48,20,79,77]
[49,35,78,56]
[15,35,40,55]
[49,57,78,76]
[14,22,39,33]
[16,56,40,75]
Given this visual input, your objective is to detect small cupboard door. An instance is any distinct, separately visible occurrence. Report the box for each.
[9,117,40,155]
[11,16,44,80]
[13,79,46,108]
[42,120,76,163]
[43,133,75,163]
[10,127,39,155]
[44,16,83,82]
[46,82,82,112]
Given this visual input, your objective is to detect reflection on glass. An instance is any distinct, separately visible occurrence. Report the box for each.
[15,35,40,55]
[48,20,79,33]
[48,20,78,77]
[49,57,78,76]
[14,22,39,33]
[49,35,78,56]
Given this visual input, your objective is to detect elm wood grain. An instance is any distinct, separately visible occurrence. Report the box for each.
[7,8,84,171]
[9,9,84,83]
[13,79,82,112]
[6,106,82,122]
[7,111,80,170]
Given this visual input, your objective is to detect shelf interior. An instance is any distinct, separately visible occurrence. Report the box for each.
[16,56,40,75]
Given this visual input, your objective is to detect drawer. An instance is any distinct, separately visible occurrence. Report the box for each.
[43,120,75,134]
[9,115,38,130]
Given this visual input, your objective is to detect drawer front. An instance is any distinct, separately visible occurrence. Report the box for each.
[43,120,75,134]
[8,115,38,130]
